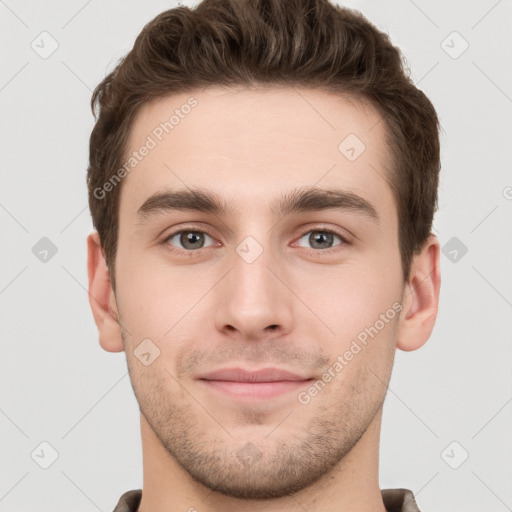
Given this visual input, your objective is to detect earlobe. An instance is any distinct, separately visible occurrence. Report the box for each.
[397,234,441,352]
[87,231,125,353]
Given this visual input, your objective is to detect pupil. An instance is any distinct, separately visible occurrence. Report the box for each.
[182,232,202,249]
[311,232,332,248]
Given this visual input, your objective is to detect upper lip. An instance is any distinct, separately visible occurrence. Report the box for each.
[198,367,311,382]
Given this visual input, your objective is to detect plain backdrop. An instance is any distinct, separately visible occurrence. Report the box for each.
[1,1,511,511]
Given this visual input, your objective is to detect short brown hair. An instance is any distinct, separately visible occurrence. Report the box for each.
[87,0,440,291]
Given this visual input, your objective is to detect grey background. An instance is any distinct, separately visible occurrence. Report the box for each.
[1,0,511,511]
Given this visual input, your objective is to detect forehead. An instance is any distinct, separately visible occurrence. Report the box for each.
[119,85,396,226]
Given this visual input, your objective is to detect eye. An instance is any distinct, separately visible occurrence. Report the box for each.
[164,229,216,252]
[161,226,350,256]
[295,229,348,252]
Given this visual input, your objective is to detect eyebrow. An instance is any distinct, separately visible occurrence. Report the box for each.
[135,187,380,226]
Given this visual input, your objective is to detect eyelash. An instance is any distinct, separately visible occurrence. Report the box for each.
[161,225,350,257]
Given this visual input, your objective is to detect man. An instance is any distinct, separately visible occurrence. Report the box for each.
[86,0,441,510]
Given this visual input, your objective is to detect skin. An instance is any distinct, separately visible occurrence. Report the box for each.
[88,85,440,512]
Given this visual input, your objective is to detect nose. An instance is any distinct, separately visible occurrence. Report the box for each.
[213,241,294,342]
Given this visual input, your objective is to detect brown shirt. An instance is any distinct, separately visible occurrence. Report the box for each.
[112,488,422,511]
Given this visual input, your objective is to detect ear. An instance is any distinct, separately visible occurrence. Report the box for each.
[397,233,441,352]
[87,231,124,353]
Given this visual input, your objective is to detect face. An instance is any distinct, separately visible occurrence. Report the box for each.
[113,86,406,499]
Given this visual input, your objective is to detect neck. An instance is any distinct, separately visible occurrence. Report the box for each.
[137,408,387,512]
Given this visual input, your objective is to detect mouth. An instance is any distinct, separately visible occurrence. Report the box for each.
[197,367,314,399]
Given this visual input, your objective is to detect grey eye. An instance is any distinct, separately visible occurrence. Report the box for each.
[167,231,215,250]
[297,231,343,250]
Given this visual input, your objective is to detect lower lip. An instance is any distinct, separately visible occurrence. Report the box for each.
[199,379,313,399]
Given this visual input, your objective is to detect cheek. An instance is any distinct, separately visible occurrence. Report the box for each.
[304,258,400,322]
[115,249,186,342]
[303,260,401,364]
